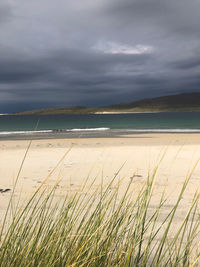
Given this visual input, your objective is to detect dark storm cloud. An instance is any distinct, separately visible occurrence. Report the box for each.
[0,59,52,83]
[0,49,152,86]
[0,0,200,112]
[169,57,200,70]
[106,0,200,37]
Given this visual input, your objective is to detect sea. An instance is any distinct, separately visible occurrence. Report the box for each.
[1,112,200,138]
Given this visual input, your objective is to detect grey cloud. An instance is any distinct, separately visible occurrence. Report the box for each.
[106,0,200,36]
[0,2,13,24]
[169,57,200,70]
[0,48,153,85]
[0,0,200,112]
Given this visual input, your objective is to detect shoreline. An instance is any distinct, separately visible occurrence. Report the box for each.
[94,111,160,114]
[0,133,200,146]
[1,129,200,141]
[6,110,200,116]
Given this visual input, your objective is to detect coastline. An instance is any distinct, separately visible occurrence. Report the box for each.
[94,111,160,114]
[1,129,200,141]
[1,112,200,139]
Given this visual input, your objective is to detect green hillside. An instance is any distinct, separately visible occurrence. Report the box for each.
[16,92,200,115]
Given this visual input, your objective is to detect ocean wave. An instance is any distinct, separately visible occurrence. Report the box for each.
[0,130,53,135]
[1,128,200,135]
[122,129,200,133]
[65,127,110,132]
[0,128,110,135]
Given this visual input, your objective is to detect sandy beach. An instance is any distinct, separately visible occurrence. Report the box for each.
[1,133,200,225]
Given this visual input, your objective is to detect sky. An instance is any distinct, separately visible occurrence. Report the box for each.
[0,0,200,112]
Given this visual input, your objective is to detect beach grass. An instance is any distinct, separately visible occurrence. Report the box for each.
[0,163,200,267]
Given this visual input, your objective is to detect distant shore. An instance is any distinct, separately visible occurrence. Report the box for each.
[94,111,159,114]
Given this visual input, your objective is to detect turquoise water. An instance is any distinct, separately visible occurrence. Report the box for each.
[1,112,200,134]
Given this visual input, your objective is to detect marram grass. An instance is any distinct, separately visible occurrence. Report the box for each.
[0,167,200,266]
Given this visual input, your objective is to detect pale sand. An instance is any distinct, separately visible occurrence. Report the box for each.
[1,133,200,231]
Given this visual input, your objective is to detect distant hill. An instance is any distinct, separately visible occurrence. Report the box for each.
[16,93,200,115]
[108,92,200,112]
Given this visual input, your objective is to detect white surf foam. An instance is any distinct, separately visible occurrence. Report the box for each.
[0,130,53,135]
[1,128,200,135]
[66,127,110,132]
[122,129,200,133]
[0,128,110,135]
